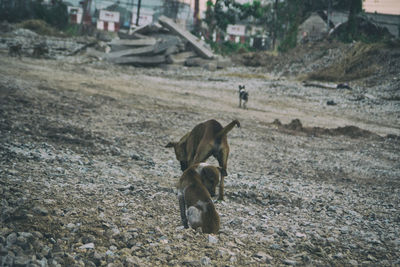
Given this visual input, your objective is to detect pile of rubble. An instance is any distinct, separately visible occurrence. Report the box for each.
[105,16,230,69]
[0,27,95,59]
[0,17,231,69]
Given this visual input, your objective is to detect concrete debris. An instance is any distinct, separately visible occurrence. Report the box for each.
[106,16,218,67]
[0,19,227,69]
[158,16,215,59]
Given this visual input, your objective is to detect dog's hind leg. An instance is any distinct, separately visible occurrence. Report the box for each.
[216,148,229,200]
[178,194,189,228]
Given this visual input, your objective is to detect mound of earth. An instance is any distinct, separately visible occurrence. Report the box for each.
[271,118,382,139]
[232,40,400,94]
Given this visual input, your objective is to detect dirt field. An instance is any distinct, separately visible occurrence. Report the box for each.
[1,53,399,266]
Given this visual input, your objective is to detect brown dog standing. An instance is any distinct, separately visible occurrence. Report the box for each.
[177,163,221,234]
[166,119,240,200]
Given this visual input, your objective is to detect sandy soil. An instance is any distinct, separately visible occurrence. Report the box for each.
[1,54,399,266]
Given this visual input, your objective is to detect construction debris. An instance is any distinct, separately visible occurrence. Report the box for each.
[104,16,223,68]
[302,81,352,90]
[0,18,229,69]
[158,16,214,59]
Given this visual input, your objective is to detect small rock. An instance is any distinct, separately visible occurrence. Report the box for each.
[131,153,141,160]
[13,255,30,267]
[3,253,15,266]
[79,243,95,249]
[269,244,280,250]
[254,251,273,263]
[6,232,17,246]
[85,260,96,267]
[349,259,358,266]
[105,250,114,257]
[208,235,218,244]
[16,236,28,249]
[283,259,297,265]
[340,226,349,234]
[41,245,52,258]
[33,206,48,216]
[334,253,344,259]
[295,232,306,238]
[81,234,96,244]
[66,223,76,229]
[200,256,211,266]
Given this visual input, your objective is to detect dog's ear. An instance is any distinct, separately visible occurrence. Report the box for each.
[165,142,176,148]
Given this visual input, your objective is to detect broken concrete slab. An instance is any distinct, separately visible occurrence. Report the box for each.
[109,38,157,47]
[129,23,163,35]
[106,45,156,58]
[108,55,166,65]
[158,16,214,59]
[153,36,181,54]
[167,51,196,65]
[185,57,210,67]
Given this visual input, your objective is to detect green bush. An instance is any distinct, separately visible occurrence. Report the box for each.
[18,19,63,36]
[278,25,298,53]
[0,0,68,31]
[63,24,81,37]
[210,40,254,55]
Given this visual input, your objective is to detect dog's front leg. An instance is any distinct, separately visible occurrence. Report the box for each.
[218,176,225,201]
[178,194,189,228]
[239,98,242,108]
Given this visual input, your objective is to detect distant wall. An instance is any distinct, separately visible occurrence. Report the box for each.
[365,12,400,38]
[330,11,400,38]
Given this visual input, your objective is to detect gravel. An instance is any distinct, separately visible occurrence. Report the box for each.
[0,33,399,266]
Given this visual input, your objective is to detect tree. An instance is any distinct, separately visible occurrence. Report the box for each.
[163,0,184,20]
[347,0,362,40]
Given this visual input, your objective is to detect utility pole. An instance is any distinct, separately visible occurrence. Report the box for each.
[194,0,200,34]
[136,0,141,26]
[272,0,278,50]
[327,0,332,33]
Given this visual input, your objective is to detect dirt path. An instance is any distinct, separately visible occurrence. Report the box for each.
[1,55,399,266]
[3,56,398,136]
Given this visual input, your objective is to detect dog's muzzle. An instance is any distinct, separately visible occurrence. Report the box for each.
[209,190,216,197]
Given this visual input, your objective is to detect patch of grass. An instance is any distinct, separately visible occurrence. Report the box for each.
[210,41,254,55]
[305,42,387,82]
[63,24,81,37]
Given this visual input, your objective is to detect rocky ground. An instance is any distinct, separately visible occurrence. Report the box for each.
[1,34,400,267]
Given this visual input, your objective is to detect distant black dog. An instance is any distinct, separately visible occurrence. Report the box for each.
[238,85,248,109]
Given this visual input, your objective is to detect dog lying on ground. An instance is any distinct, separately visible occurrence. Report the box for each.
[177,163,221,234]
[166,119,240,200]
[238,85,248,109]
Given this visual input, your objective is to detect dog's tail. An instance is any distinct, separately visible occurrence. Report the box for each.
[216,120,240,139]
